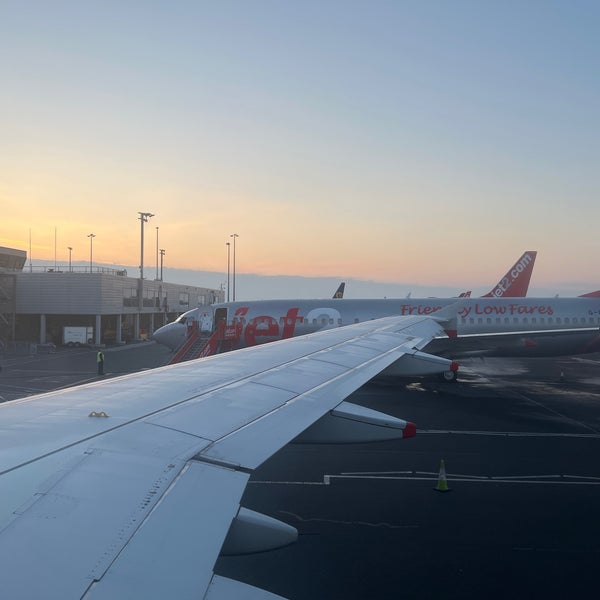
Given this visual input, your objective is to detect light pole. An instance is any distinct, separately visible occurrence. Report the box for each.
[67,246,73,272]
[155,226,159,280]
[87,234,95,273]
[159,249,165,281]
[138,212,154,279]
[226,242,231,302]
[230,233,238,301]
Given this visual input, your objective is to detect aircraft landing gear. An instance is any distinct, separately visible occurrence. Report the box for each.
[440,369,458,382]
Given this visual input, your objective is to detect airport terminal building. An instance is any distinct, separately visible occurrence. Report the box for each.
[0,246,223,348]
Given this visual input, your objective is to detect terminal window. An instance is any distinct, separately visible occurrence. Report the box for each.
[143,288,156,308]
[123,288,138,307]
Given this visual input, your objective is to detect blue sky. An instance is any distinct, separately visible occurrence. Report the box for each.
[2,1,599,297]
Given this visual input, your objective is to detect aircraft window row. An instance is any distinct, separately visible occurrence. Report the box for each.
[230,316,348,327]
[278,317,291,325]
[461,315,597,327]
[308,318,338,326]
[234,314,596,331]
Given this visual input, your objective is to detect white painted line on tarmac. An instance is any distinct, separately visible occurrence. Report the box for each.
[571,357,600,366]
[326,474,600,486]
[250,473,600,486]
[418,429,600,438]
[511,390,600,434]
[342,469,489,479]
[279,510,420,529]
[340,470,415,476]
[491,474,562,480]
[250,480,328,485]
[341,471,600,481]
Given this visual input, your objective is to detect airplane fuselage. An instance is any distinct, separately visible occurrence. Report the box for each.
[153,297,600,358]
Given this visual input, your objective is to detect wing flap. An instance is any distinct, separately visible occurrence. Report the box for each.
[84,461,249,599]
[0,449,188,599]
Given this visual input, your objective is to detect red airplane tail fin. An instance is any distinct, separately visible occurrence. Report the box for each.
[579,290,600,298]
[481,251,537,298]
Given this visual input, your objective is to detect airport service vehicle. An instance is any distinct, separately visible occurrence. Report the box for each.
[62,326,94,347]
[0,314,456,598]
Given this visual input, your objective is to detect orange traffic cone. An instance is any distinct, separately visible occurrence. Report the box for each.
[434,459,451,492]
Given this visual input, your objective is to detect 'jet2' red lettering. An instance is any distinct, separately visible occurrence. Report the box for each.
[236,307,301,347]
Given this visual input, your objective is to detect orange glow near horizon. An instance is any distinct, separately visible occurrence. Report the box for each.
[1,114,597,292]
[3,209,596,293]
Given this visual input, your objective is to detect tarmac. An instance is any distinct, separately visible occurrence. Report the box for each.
[1,343,600,598]
[0,341,172,402]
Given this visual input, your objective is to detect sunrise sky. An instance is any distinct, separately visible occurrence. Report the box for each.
[2,1,599,295]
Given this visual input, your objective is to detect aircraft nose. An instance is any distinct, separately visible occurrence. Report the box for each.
[152,322,187,350]
[152,324,172,345]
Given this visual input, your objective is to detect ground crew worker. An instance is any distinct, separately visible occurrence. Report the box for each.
[97,350,104,375]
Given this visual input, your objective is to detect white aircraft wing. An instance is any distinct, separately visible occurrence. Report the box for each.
[0,314,453,600]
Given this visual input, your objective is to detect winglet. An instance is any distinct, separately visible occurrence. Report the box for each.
[481,251,537,298]
[430,299,466,338]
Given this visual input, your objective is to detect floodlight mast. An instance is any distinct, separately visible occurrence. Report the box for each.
[138,212,154,279]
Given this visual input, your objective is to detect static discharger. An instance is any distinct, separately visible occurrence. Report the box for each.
[434,459,451,492]
[89,411,109,418]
